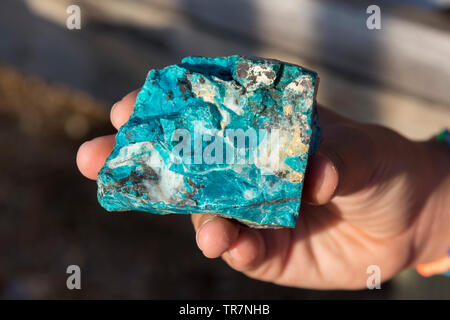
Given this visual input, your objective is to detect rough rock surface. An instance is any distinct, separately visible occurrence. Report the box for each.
[97,56,320,228]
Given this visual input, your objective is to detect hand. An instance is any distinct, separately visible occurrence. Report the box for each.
[77,90,450,289]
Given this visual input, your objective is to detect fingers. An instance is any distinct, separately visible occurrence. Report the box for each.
[222,228,266,272]
[110,90,139,130]
[301,106,350,205]
[191,214,268,274]
[302,106,378,202]
[192,214,239,258]
[76,135,115,180]
[318,123,377,197]
[77,90,138,180]
[302,153,339,205]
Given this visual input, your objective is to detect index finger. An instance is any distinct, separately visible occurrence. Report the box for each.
[110,89,139,130]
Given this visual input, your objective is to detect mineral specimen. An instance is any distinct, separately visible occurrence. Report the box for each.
[97,55,320,228]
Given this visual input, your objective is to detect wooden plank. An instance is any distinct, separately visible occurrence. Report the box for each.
[146,0,450,106]
[27,0,450,104]
[258,48,450,140]
[24,0,450,139]
[34,0,450,105]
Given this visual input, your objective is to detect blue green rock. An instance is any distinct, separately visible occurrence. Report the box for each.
[97,55,320,228]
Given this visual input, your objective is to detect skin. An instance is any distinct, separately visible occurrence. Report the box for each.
[77,90,450,289]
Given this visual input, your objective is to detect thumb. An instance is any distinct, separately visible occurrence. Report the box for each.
[302,121,378,205]
[302,152,339,205]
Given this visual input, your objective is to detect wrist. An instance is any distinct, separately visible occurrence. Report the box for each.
[411,138,450,266]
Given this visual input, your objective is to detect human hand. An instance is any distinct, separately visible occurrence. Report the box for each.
[77,90,449,289]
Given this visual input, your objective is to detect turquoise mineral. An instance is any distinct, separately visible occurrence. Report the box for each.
[97,55,320,228]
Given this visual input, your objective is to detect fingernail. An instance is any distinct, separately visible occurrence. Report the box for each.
[111,102,118,114]
[223,251,234,263]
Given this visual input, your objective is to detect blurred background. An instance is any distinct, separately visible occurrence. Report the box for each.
[0,0,449,299]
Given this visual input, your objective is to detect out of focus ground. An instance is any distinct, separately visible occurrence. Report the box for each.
[0,0,449,299]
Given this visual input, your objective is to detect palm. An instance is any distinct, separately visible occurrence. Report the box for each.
[77,90,429,290]
[232,134,426,289]
[193,116,427,289]
[248,199,413,289]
